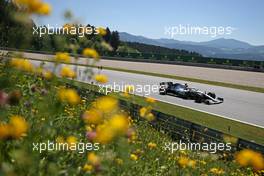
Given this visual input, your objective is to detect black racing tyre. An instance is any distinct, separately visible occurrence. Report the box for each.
[204,100,210,105]
[207,92,216,99]
[159,90,167,95]
[217,97,224,102]
[167,82,173,86]
[195,98,202,103]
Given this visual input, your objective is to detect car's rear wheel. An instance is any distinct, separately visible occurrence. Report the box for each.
[159,88,167,95]
[195,98,202,103]
[159,91,166,95]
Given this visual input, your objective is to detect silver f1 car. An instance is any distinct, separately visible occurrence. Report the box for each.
[159,82,224,105]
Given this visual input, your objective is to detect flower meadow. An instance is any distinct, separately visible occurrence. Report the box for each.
[0,0,264,175]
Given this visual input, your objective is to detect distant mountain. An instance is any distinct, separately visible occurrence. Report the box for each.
[197,38,252,49]
[125,42,201,56]
[119,32,161,46]
[119,32,264,61]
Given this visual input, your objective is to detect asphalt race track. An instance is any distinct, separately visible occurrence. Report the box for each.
[29,60,264,128]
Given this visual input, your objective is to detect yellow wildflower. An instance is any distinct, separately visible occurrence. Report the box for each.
[83,164,93,172]
[95,115,128,143]
[94,74,108,84]
[130,154,138,161]
[115,158,123,165]
[97,27,106,36]
[14,0,51,15]
[56,136,65,144]
[252,153,264,171]
[146,97,156,103]
[178,157,189,168]
[210,168,225,175]
[58,88,80,105]
[178,157,196,168]
[9,115,28,138]
[85,125,93,132]
[22,60,34,72]
[60,66,76,78]
[55,52,70,63]
[139,107,148,117]
[83,48,99,59]
[147,142,157,149]
[236,149,264,171]
[145,113,155,121]
[27,0,42,12]
[35,3,51,15]
[188,160,196,168]
[236,149,257,166]
[66,135,77,144]
[66,136,77,150]
[82,109,103,125]
[42,70,53,80]
[139,107,155,121]
[10,58,34,72]
[94,96,118,113]
[88,152,100,166]
[10,58,20,67]
[0,124,11,139]
[95,125,114,144]
[108,114,129,134]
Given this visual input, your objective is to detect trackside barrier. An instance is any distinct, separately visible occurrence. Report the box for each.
[1,47,264,72]
[68,83,264,155]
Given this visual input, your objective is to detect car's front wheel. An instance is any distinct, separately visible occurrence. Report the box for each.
[207,92,216,99]
[159,90,167,95]
[204,99,211,105]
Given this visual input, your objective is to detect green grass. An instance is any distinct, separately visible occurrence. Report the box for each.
[66,79,264,146]
[23,57,264,93]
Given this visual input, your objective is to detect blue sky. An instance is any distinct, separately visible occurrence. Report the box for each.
[34,0,264,45]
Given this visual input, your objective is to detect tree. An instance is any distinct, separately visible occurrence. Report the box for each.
[0,0,33,49]
[110,31,120,51]
[103,27,111,43]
